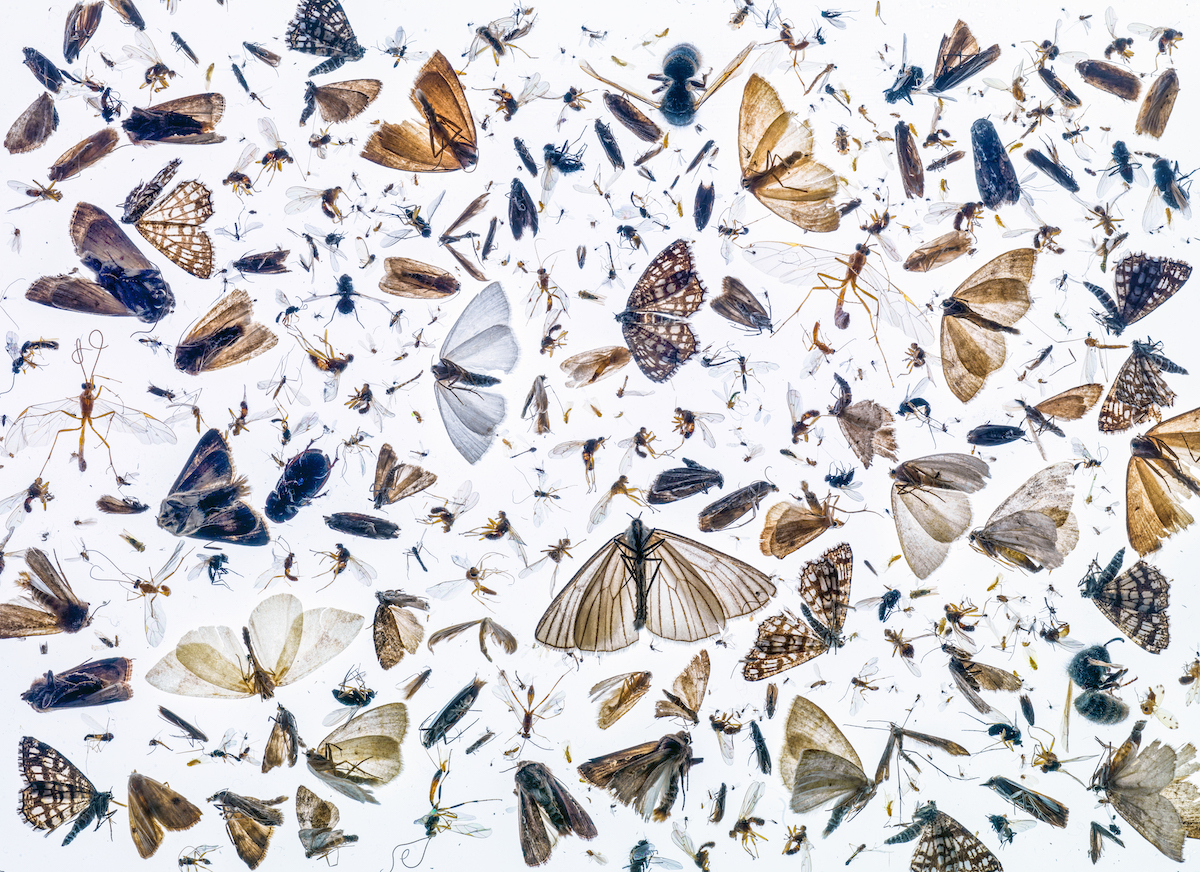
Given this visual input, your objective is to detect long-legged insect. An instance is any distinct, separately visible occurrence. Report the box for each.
[7,331,175,477]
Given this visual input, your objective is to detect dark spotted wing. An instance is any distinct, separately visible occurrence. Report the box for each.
[18,737,100,832]
[625,239,706,315]
[1112,253,1191,330]
[619,316,697,383]
[122,159,182,224]
[1085,560,1170,653]
[799,543,852,638]
[910,809,1002,872]
[742,609,827,681]
[135,181,215,279]
[1099,341,1185,433]
[285,0,363,57]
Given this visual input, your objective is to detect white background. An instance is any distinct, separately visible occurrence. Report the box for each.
[2,0,1198,869]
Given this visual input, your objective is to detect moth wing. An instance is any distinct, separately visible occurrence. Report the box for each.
[535,535,635,652]
[950,248,1035,325]
[373,602,423,670]
[175,289,277,373]
[138,221,213,280]
[940,312,1004,402]
[892,484,971,579]
[912,811,1002,872]
[166,428,235,496]
[360,120,442,172]
[1162,779,1200,840]
[983,462,1074,527]
[434,380,506,465]
[657,649,710,717]
[315,703,407,785]
[592,672,652,729]
[25,275,134,317]
[250,595,364,687]
[225,811,274,869]
[738,75,809,178]
[760,501,832,558]
[296,785,338,830]
[315,79,382,122]
[128,773,203,859]
[779,696,863,790]
[145,624,252,698]
[4,92,57,154]
[0,603,66,637]
[1144,406,1200,447]
[1127,456,1196,556]
[378,257,459,299]
[837,401,897,468]
[1111,790,1185,861]
[440,282,518,373]
[412,51,475,146]
[1035,384,1103,419]
[517,777,554,866]
[789,749,872,813]
[741,610,823,682]
[648,530,776,642]
[72,201,157,274]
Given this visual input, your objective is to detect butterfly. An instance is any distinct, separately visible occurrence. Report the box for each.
[969,462,1078,572]
[928,20,1001,93]
[1080,548,1170,653]
[156,428,271,545]
[285,0,366,75]
[174,289,278,375]
[515,760,598,866]
[885,801,1002,872]
[655,650,710,723]
[431,282,519,464]
[743,544,852,681]
[306,703,408,804]
[1100,339,1187,433]
[779,696,877,835]
[1085,253,1191,335]
[25,202,175,323]
[21,656,133,711]
[590,672,654,730]
[300,79,381,125]
[738,74,839,232]
[372,590,429,670]
[617,239,706,383]
[209,790,286,869]
[296,785,358,860]
[577,731,696,821]
[121,159,214,280]
[941,248,1036,403]
[18,737,114,845]
[829,373,898,468]
[535,517,776,652]
[0,548,92,638]
[890,454,991,580]
[361,51,477,173]
[1126,405,1200,555]
[261,703,302,774]
[1091,720,1188,861]
[122,92,226,145]
[128,772,203,859]
[145,591,363,700]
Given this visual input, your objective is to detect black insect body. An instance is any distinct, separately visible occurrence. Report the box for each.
[654,44,705,127]
[264,447,334,523]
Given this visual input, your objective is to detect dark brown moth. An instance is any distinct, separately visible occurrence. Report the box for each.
[372,590,428,671]
[63,2,102,64]
[372,445,436,509]
[47,127,118,182]
[1135,68,1179,139]
[1126,406,1200,555]
[711,277,771,333]
[209,790,286,869]
[261,703,302,774]
[300,79,381,125]
[127,772,203,859]
[22,657,132,711]
[515,761,597,866]
[122,93,226,145]
[577,731,697,821]
[174,290,278,376]
[602,91,663,141]
[942,643,1024,714]
[0,548,92,638]
[895,120,924,197]
[904,230,973,272]
[379,256,460,299]
[5,92,58,154]
[928,20,1001,93]
[1075,59,1142,101]
[698,481,777,531]
[361,51,477,172]
[18,737,114,845]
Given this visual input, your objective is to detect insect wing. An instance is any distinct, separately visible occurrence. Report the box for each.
[1135,69,1179,139]
[373,592,425,670]
[930,20,1001,93]
[742,609,824,680]
[310,79,381,123]
[1126,406,1200,554]
[909,806,1002,872]
[1110,253,1192,332]
[379,256,460,299]
[308,703,407,803]
[516,761,598,866]
[22,657,133,711]
[591,672,653,729]
[0,548,91,637]
[577,731,695,821]
[655,650,709,721]
[974,462,1077,570]
[262,703,301,773]
[122,93,226,145]
[890,454,990,579]
[156,428,269,545]
[128,773,203,858]
[175,289,278,375]
[1083,558,1171,653]
[1096,734,1186,861]
[18,736,107,841]
[134,180,215,279]
[5,92,58,154]
[296,785,356,859]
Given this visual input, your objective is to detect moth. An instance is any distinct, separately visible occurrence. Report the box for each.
[983,776,1068,827]
[26,202,175,323]
[361,51,477,173]
[1126,406,1200,555]
[590,671,653,730]
[128,772,203,859]
[300,79,381,125]
[577,731,696,821]
[759,486,844,558]
[306,703,407,804]
[969,462,1077,572]
[940,248,1036,403]
[829,372,898,467]
[779,696,877,835]
[324,512,399,540]
[421,677,485,748]
[285,0,366,75]
[261,703,302,774]
[122,93,226,145]
[5,92,58,154]
[145,591,363,699]
[971,118,1021,209]
[618,239,706,383]
[943,643,1024,714]
[22,656,133,711]
[743,543,852,680]
[928,20,1001,93]
[372,445,436,509]
[431,282,519,463]
[379,256,460,299]
[1013,384,1104,459]
[18,737,114,845]
[156,428,271,545]
[372,590,429,670]
[1080,549,1170,653]
[536,517,776,651]
[509,177,539,239]
[647,459,725,504]
[885,801,1001,872]
[890,454,991,579]
[296,785,358,860]
[0,548,92,638]
[1100,340,1187,432]
[739,74,838,232]
[63,3,102,64]
[697,480,777,532]
[121,159,215,279]
[656,650,710,723]
[1091,719,1188,861]
[515,760,598,866]
[711,276,772,333]
[209,790,286,869]
[1135,68,1179,139]
[427,616,516,663]
[895,120,924,198]
[560,347,632,388]
[581,42,752,127]
[1085,253,1191,335]
[174,289,278,375]
[47,128,118,182]
[1075,59,1141,101]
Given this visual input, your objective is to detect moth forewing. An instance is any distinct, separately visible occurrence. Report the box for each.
[515,761,598,866]
[655,650,710,722]
[0,548,92,638]
[306,703,407,804]
[759,495,843,558]
[970,462,1077,571]
[890,454,990,580]
[577,731,696,821]
[174,289,278,375]
[591,671,653,729]
[127,772,203,859]
[379,256,460,299]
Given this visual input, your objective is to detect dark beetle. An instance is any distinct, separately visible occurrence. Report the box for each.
[264,447,333,523]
